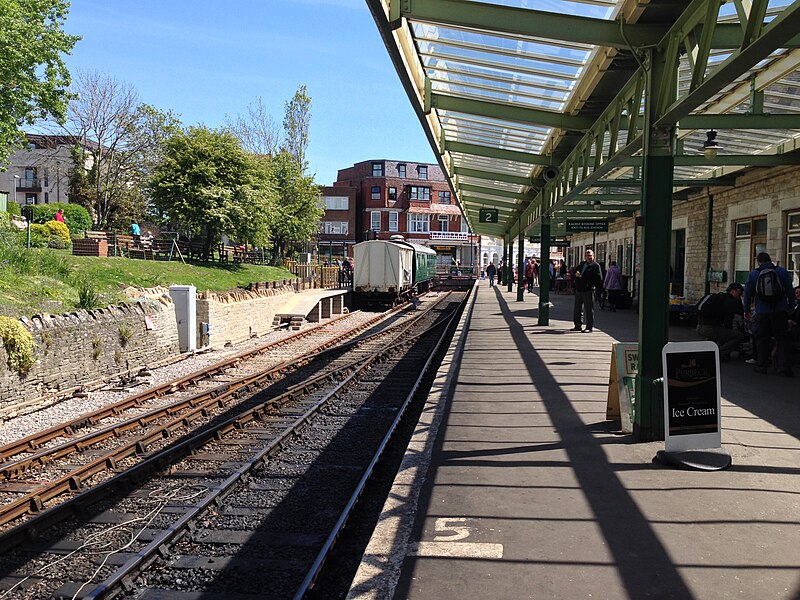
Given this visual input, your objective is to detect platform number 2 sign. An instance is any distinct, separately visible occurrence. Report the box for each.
[479,209,498,223]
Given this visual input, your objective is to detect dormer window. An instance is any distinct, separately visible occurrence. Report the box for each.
[372,162,384,177]
[398,164,407,178]
[418,165,428,180]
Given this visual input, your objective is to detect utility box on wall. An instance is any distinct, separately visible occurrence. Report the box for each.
[169,285,197,352]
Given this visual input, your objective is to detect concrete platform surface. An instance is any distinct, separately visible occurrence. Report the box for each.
[348,283,800,600]
[274,287,347,318]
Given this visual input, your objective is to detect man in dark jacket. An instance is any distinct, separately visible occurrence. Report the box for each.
[743,252,796,376]
[570,249,603,333]
[696,283,745,361]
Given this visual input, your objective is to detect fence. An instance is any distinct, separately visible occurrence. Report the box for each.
[284,261,345,289]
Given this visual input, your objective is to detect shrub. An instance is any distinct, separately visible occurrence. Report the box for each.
[0,212,9,228]
[31,204,92,236]
[29,224,51,248]
[45,220,71,246]
[77,284,102,309]
[0,316,35,374]
[6,201,21,217]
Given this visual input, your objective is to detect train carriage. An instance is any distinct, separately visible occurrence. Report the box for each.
[353,237,436,306]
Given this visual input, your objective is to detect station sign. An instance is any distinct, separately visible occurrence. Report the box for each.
[566,219,608,232]
[661,341,721,452]
[529,237,571,247]
[478,208,498,223]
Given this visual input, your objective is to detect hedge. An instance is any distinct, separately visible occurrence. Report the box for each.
[30,203,92,236]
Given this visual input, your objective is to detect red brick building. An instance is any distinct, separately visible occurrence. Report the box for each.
[321,159,478,270]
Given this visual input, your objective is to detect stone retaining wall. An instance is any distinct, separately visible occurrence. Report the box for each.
[0,300,180,412]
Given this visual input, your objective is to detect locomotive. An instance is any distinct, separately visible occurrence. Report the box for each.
[352,236,437,306]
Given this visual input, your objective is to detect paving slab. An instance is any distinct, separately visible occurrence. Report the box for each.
[349,283,800,600]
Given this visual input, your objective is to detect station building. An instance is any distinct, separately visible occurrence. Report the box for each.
[320,159,479,271]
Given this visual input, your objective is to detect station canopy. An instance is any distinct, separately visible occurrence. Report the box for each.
[366,0,800,238]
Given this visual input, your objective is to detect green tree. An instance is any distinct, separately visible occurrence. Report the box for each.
[282,85,311,170]
[150,127,273,260]
[0,0,79,157]
[267,149,322,264]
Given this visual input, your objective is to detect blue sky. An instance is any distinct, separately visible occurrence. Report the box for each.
[62,0,436,185]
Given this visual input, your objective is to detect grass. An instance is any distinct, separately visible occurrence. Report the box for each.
[0,245,294,319]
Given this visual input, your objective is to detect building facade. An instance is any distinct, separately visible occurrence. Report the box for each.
[318,185,358,261]
[0,135,78,210]
[328,159,478,271]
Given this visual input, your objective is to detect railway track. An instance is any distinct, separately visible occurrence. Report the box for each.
[0,292,466,599]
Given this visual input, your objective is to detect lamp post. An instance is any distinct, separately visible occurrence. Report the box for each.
[13,175,19,206]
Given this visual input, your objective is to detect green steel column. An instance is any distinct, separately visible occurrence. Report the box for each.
[635,48,676,442]
[704,194,714,296]
[497,238,508,285]
[516,230,525,301]
[538,217,551,325]
[507,238,514,292]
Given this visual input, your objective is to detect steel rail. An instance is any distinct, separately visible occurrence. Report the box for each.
[0,295,453,542]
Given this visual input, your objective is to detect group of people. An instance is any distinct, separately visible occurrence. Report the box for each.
[696,252,798,377]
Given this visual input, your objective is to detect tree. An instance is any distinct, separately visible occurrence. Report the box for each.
[267,149,322,264]
[0,0,79,158]
[150,127,273,261]
[60,70,181,228]
[227,97,280,156]
[282,85,311,170]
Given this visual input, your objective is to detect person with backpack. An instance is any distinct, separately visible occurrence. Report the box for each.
[696,283,745,361]
[743,252,796,376]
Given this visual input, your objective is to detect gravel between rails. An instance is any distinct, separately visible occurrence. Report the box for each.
[0,311,384,448]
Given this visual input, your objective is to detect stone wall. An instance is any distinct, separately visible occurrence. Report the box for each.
[0,299,180,412]
[197,284,296,348]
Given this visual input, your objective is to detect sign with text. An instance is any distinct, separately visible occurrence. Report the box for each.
[661,341,721,452]
[529,237,571,247]
[478,208,498,223]
[606,343,638,433]
[566,219,608,232]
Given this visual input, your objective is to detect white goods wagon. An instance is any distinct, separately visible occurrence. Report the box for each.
[353,240,414,296]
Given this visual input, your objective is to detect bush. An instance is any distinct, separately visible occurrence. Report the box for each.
[6,201,21,216]
[30,204,92,236]
[77,284,102,309]
[0,316,35,374]
[45,220,71,246]
[29,224,51,248]
[0,212,9,228]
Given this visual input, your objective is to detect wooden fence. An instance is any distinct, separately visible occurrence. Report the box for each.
[284,261,345,289]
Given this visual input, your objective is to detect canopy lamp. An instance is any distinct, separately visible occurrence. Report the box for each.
[703,129,720,160]
[592,199,602,207]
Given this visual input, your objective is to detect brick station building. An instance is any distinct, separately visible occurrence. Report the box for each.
[318,159,478,271]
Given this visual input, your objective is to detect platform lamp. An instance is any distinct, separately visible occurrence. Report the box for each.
[703,129,721,160]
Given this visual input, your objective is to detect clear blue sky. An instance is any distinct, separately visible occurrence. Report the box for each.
[62,0,436,185]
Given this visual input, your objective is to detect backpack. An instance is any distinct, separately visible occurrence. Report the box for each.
[697,293,725,320]
[755,267,784,303]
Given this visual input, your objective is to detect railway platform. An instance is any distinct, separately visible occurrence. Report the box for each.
[272,287,348,329]
[349,283,800,599]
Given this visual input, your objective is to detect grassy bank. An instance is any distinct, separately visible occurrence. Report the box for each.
[0,246,294,318]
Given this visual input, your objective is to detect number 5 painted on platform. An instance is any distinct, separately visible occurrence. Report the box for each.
[434,517,470,541]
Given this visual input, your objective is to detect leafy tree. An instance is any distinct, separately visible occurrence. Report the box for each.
[0,0,79,158]
[282,85,311,170]
[60,71,181,228]
[267,149,322,264]
[150,127,273,260]
[227,97,280,156]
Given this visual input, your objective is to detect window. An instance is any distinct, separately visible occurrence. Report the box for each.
[409,213,430,232]
[734,217,767,283]
[409,186,431,201]
[370,211,381,230]
[438,190,451,204]
[43,168,49,188]
[25,193,36,205]
[322,221,349,234]
[44,192,49,203]
[389,211,399,232]
[371,186,381,200]
[398,164,406,178]
[787,210,800,287]
[418,165,428,180]
[388,186,397,201]
[324,196,349,210]
[23,167,36,188]
[372,162,384,177]
[460,219,470,233]
[438,215,449,232]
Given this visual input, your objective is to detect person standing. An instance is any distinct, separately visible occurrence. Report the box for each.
[524,258,534,292]
[54,209,65,223]
[485,262,496,287]
[696,283,746,361]
[603,260,623,311]
[570,249,603,332]
[743,252,796,376]
[497,261,504,286]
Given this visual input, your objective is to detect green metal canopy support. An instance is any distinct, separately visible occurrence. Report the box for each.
[635,48,675,442]
[501,239,508,287]
[517,230,525,302]
[507,237,514,293]
[538,216,551,326]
